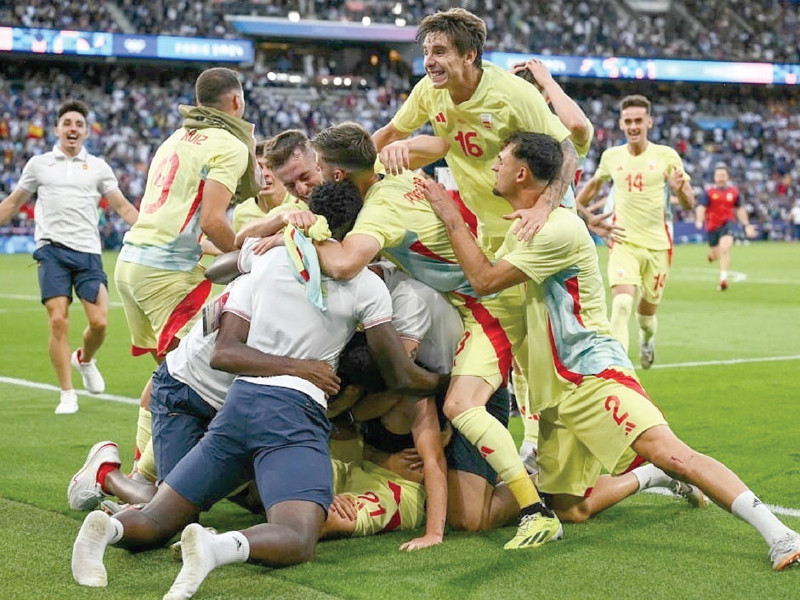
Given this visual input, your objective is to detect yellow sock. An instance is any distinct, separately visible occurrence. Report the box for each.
[135,406,152,465]
[636,313,657,343]
[610,293,633,352]
[451,406,540,508]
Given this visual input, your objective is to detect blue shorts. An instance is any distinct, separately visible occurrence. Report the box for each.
[445,385,510,483]
[32,242,107,304]
[150,362,217,482]
[165,380,333,513]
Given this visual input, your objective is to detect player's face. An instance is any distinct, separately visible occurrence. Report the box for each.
[713,168,729,187]
[619,106,652,145]
[491,145,522,199]
[422,32,470,89]
[273,148,322,200]
[256,160,284,200]
[55,111,88,155]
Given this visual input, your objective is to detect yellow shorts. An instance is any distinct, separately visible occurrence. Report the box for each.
[607,242,671,305]
[448,285,525,391]
[536,369,667,497]
[114,260,212,357]
[331,458,424,536]
[511,358,539,445]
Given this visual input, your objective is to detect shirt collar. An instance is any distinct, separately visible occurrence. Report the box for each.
[52,145,88,161]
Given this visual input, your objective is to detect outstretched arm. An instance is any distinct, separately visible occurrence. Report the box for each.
[315,234,381,280]
[575,175,604,208]
[425,181,528,296]
[105,189,139,226]
[0,188,33,226]
[200,179,237,253]
[373,122,410,152]
[380,135,450,175]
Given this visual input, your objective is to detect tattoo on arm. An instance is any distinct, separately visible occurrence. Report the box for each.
[547,139,579,210]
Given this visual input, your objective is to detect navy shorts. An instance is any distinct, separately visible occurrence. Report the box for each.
[32,243,107,304]
[165,380,333,513]
[150,362,217,482]
[707,222,733,247]
[445,385,510,483]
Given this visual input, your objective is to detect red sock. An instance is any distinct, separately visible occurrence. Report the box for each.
[97,462,121,492]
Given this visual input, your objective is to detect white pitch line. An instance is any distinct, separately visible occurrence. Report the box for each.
[0,293,125,308]
[1,374,799,519]
[0,375,139,405]
[651,354,800,370]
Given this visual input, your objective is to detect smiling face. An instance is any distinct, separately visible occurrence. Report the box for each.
[55,110,88,157]
[272,147,323,201]
[422,32,475,90]
[619,106,652,146]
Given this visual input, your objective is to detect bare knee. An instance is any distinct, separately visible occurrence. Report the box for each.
[49,314,69,336]
[553,501,592,524]
[448,512,485,532]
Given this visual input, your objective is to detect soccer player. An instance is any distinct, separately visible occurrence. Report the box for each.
[0,100,138,414]
[245,123,561,550]
[71,181,447,598]
[373,7,578,253]
[695,163,755,291]
[231,140,301,233]
[576,94,695,368]
[425,130,800,571]
[114,67,261,479]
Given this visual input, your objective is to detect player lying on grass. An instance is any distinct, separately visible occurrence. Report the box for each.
[71,182,448,600]
[424,130,800,571]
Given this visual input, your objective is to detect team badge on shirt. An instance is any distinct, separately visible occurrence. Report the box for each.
[480,113,493,129]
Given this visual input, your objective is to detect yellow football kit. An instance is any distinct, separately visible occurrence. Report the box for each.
[231,191,302,233]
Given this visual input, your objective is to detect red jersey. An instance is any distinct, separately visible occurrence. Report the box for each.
[702,185,740,231]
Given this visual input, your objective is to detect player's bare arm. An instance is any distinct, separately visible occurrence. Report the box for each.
[364,322,448,395]
[233,209,316,248]
[199,179,238,253]
[0,187,33,225]
[575,175,604,208]
[399,395,448,551]
[211,312,341,395]
[104,189,139,226]
[425,180,527,296]
[695,203,706,230]
[380,135,451,175]
[315,233,381,280]
[373,122,410,152]
[737,206,756,238]
[666,168,695,209]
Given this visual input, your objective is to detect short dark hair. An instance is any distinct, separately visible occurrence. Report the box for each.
[264,129,311,170]
[503,132,563,184]
[307,180,363,241]
[312,122,376,174]
[57,100,88,121]
[255,140,269,158]
[515,68,542,91]
[619,94,651,114]
[337,332,386,394]
[195,68,242,108]
[714,162,729,173]
[417,8,486,67]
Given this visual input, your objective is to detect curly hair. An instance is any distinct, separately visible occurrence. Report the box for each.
[307,180,363,241]
[336,332,387,394]
[503,132,563,184]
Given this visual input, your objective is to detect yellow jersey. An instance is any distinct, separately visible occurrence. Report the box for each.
[231,191,302,233]
[594,142,688,251]
[391,61,570,252]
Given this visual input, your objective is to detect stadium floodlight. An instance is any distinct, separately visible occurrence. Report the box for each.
[321,77,330,85]
[362,16,371,26]
[267,72,277,81]
[392,2,403,15]
[395,18,406,27]
[344,77,352,86]
[333,76,343,85]
[288,11,300,22]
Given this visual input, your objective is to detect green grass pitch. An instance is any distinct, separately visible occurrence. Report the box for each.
[0,242,798,599]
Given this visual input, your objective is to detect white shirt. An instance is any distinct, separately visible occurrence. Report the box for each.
[17,145,119,254]
[380,261,463,375]
[165,282,239,411]
[224,247,393,407]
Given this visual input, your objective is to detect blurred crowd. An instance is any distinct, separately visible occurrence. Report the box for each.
[2,59,799,245]
[2,0,800,62]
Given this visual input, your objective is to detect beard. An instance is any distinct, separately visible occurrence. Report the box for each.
[491,186,502,197]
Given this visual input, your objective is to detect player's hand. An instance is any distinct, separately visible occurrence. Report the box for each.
[744,224,757,238]
[504,203,549,241]
[283,209,317,231]
[250,233,284,255]
[423,180,461,221]
[665,168,686,194]
[587,211,626,243]
[329,494,358,521]
[694,220,703,231]
[399,533,443,552]
[513,58,555,89]
[296,360,340,396]
[383,448,423,480]
[380,141,411,175]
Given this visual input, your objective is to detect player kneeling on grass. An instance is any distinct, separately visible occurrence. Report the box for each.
[71,181,448,599]
[424,131,800,571]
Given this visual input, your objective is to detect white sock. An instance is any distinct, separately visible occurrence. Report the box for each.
[731,490,793,546]
[73,511,117,587]
[636,313,657,344]
[631,464,672,491]
[720,270,728,281]
[164,525,249,600]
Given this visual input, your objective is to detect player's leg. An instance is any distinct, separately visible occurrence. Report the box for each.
[607,243,639,353]
[45,296,73,391]
[636,247,668,369]
[73,256,109,393]
[636,297,658,369]
[632,424,800,570]
[717,232,734,290]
